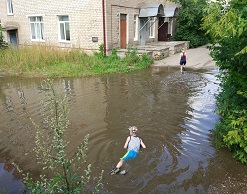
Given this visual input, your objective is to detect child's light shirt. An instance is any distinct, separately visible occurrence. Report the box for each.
[128,136,141,153]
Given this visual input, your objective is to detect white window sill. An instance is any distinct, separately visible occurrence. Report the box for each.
[149,36,155,39]
[7,13,14,16]
[31,39,45,42]
[59,40,71,44]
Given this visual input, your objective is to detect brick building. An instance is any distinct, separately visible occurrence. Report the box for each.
[0,0,178,54]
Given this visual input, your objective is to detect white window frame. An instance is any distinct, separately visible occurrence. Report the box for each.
[149,17,155,38]
[29,16,45,41]
[134,15,139,41]
[58,15,70,42]
[6,0,13,15]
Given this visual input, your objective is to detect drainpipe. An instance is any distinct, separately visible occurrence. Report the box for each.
[102,0,106,56]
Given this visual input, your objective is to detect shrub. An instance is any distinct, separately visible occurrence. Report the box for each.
[13,79,103,193]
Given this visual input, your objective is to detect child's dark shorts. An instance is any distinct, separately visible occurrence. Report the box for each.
[180,60,186,65]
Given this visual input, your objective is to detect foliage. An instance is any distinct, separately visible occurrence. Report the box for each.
[0,25,8,49]
[0,189,7,194]
[13,79,103,193]
[202,0,247,164]
[0,44,153,77]
[173,0,210,48]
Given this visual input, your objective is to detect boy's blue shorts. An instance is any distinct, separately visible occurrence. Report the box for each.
[121,150,138,161]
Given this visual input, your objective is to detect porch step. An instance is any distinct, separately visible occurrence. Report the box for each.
[148,41,189,55]
[137,46,169,60]
[116,49,153,59]
[115,41,190,60]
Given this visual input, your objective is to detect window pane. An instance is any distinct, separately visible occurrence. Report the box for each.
[7,0,13,14]
[30,17,36,22]
[60,23,65,40]
[134,15,137,40]
[36,23,41,39]
[37,17,42,22]
[31,23,36,39]
[59,16,69,21]
[29,16,44,40]
[58,15,70,41]
[41,23,44,39]
[149,17,154,37]
[65,22,70,41]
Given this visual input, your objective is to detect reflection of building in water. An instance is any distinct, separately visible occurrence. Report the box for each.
[18,89,26,106]
[0,77,109,175]
[62,79,72,96]
[5,95,14,111]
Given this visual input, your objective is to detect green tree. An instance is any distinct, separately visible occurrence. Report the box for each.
[173,0,210,48]
[14,79,103,193]
[0,25,8,48]
[202,0,247,164]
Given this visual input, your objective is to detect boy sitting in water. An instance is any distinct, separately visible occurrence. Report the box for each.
[109,126,146,175]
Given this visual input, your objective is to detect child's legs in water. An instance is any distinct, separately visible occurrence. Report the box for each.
[116,160,124,168]
[116,150,138,168]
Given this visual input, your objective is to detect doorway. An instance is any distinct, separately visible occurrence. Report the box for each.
[8,30,18,48]
[120,14,127,49]
[158,18,168,41]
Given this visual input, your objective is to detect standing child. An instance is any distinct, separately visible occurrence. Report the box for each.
[109,126,146,175]
[179,48,187,73]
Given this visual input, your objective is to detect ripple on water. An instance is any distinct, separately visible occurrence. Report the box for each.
[1,68,241,194]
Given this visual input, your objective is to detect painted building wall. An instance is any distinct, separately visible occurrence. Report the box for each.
[0,0,178,52]
[105,0,166,50]
[0,0,104,52]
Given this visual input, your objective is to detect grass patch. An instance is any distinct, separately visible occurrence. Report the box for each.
[0,44,153,78]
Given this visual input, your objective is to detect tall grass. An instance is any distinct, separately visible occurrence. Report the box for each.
[0,44,153,77]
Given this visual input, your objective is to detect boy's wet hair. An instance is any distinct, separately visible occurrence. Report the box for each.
[128,126,138,133]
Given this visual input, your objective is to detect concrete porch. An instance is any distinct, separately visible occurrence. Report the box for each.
[116,41,189,60]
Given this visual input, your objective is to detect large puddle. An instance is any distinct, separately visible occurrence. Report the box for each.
[0,66,246,193]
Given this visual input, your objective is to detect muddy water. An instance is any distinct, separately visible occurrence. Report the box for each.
[0,67,246,193]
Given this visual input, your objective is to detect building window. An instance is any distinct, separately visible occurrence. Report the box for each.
[149,17,155,38]
[6,0,13,15]
[168,18,173,36]
[29,16,44,41]
[58,15,70,42]
[134,15,138,41]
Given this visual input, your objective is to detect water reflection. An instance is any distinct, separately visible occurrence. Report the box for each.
[0,163,24,194]
[0,68,246,193]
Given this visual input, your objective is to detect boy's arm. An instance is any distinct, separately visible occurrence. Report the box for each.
[140,139,146,149]
[124,136,130,149]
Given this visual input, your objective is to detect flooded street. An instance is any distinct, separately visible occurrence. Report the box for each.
[0,66,247,193]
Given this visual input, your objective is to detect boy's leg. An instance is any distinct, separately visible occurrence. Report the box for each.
[109,166,121,175]
[109,160,124,175]
[116,160,124,169]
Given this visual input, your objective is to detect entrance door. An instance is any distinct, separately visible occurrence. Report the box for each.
[158,18,168,41]
[8,30,18,48]
[140,18,147,46]
[120,14,127,49]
